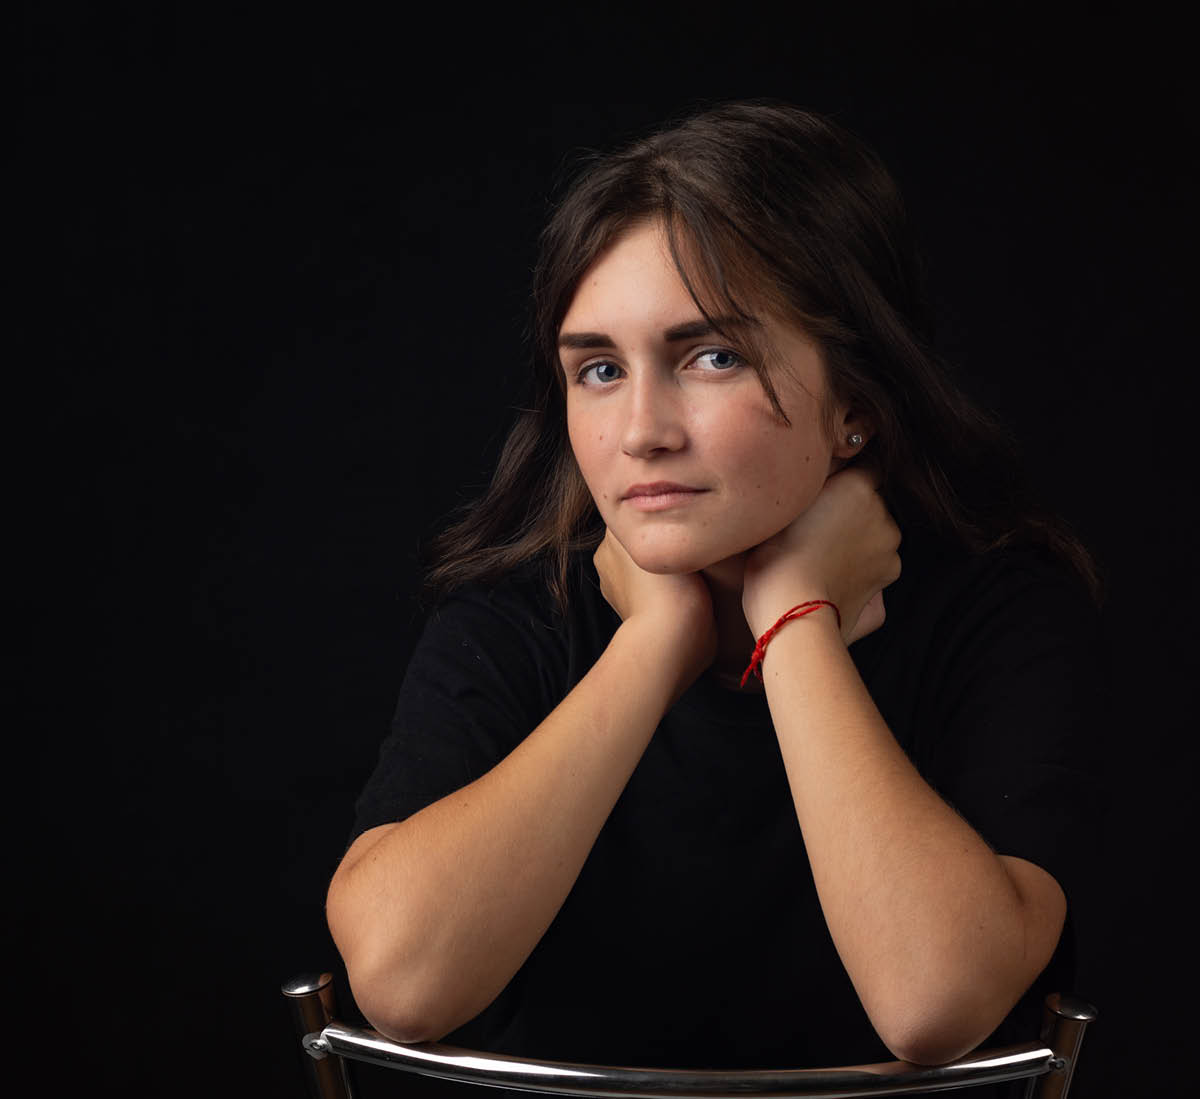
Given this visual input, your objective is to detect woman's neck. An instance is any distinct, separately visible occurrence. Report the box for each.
[701,553,762,692]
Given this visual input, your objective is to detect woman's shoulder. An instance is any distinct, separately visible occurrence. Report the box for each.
[855,520,1104,691]
[863,520,1111,784]
[896,519,1099,624]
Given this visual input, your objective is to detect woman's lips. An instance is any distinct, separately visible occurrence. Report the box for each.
[622,482,707,511]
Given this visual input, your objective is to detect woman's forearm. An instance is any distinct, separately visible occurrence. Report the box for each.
[326,617,683,1044]
[760,610,1066,1064]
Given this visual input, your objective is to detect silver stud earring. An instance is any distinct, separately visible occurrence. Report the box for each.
[847,433,863,447]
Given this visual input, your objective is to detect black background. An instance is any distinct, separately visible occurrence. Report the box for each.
[21,3,1197,1095]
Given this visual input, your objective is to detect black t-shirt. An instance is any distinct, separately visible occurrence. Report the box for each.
[351,524,1106,1078]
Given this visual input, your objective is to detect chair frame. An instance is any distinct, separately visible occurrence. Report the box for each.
[283,973,1095,1099]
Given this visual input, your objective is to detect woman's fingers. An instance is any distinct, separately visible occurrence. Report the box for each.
[592,529,713,630]
[846,590,888,645]
[741,471,900,642]
[593,529,718,688]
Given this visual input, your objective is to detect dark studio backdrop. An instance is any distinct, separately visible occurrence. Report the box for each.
[21,4,1197,1095]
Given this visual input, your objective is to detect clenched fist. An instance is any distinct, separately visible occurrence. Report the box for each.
[741,468,901,645]
[593,529,718,699]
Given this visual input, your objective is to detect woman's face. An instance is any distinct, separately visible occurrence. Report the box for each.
[560,220,856,576]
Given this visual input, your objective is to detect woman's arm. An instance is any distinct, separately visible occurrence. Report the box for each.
[743,470,1066,1065]
[760,613,1065,1064]
[327,561,715,1044]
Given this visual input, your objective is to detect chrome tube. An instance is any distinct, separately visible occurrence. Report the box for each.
[1032,994,1098,1099]
[282,972,355,1099]
[317,1023,1057,1098]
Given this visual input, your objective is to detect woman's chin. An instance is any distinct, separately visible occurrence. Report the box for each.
[626,542,748,577]
[623,555,687,575]
[622,546,702,575]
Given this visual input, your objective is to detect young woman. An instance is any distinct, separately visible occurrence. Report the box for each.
[326,101,1105,1076]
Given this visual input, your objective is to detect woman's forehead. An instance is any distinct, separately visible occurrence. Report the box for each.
[559,221,774,339]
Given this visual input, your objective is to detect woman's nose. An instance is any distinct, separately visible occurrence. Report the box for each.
[620,373,686,457]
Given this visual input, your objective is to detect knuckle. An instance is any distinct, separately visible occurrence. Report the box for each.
[851,468,875,494]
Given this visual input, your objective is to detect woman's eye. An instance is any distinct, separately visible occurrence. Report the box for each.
[579,361,623,385]
[693,349,743,371]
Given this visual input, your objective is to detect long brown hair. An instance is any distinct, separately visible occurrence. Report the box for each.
[425,100,1103,608]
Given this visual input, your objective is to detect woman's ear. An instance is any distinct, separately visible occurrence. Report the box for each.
[830,407,873,462]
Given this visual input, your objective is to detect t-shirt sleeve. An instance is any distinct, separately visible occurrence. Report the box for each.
[349,573,569,847]
[918,552,1110,915]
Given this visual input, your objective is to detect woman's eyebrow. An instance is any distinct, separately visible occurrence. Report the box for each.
[558,316,754,350]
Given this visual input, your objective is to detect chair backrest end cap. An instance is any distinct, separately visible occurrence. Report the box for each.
[282,972,334,997]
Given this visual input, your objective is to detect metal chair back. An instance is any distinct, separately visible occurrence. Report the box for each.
[283,973,1095,1099]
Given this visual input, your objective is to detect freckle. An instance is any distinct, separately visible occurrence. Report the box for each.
[805,455,811,462]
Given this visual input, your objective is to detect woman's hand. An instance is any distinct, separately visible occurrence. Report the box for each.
[593,529,718,697]
[741,468,901,645]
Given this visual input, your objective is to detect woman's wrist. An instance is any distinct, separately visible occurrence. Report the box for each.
[742,598,843,685]
[743,582,832,641]
[613,611,716,705]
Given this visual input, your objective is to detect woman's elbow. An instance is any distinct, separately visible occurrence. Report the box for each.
[349,968,460,1045]
[869,984,1008,1066]
[327,885,456,1042]
[331,925,465,1043]
[880,1022,981,1067]
[352,984,428,1044]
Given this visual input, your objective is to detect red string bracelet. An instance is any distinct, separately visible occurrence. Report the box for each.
[739,600,842,687]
